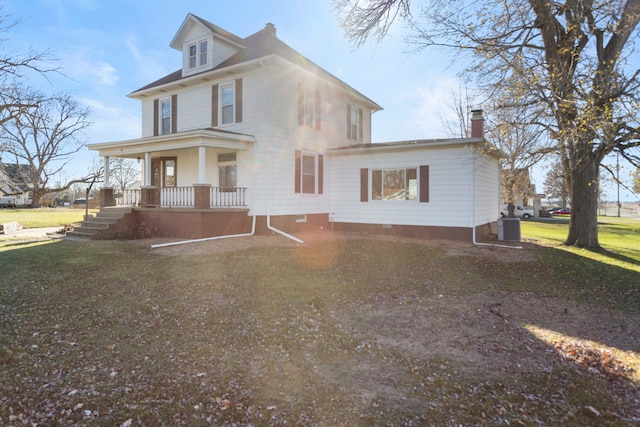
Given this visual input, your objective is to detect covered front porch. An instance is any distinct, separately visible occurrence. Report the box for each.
[88,128,256,209]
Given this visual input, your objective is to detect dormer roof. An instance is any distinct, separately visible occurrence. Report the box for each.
[130,15,382,111]
[169,13,244,51]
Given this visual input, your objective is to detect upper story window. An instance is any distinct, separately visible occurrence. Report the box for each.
[188,39,208,69]
[221,84,235,125]
[212,79,242,127]
[160,99,172,135]
[199,40,208,66]
[347,104,363,141]
[298,83,321,130]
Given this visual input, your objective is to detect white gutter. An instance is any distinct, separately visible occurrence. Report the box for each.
[262,59,303,244]
[470,146,522,250]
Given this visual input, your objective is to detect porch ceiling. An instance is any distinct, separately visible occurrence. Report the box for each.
[87,128,255,158]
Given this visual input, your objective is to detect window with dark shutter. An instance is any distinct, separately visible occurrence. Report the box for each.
[153,99,159,136]
[360,168,368,202]
[420,165,429,202]
[235,78,243,123]
[211,84,219,127]
[315,89,321,130]
[171,94,177,134]
[298,83,304,126]
[318,154,323,194]
[294,150,301,193]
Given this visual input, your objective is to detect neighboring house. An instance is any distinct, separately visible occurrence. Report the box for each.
[88,14,502,242]
[0,162,33,206]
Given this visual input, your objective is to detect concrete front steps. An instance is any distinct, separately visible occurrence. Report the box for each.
[65,207,133,240]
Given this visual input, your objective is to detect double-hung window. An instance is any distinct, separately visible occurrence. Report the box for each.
[221,84,235,125]
[294,150,324,195]
[188,39,208,69]
[301,153,316,194]
[218,152,237,191]
[372,168,417,201]
[199,40,208,66]
[160,99,171,135]
[347,104,363,141]
[298,83,321,129]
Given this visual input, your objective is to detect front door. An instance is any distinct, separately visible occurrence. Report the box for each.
[150,157,177,188]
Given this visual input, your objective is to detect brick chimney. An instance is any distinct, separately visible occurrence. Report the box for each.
[264,23,276,36]
[471,109,484,139]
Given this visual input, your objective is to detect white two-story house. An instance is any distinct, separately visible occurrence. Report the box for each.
[88,14,502,242]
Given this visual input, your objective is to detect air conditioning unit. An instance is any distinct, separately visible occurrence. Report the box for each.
[498,218,521,242]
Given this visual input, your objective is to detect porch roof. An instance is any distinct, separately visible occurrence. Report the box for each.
[88,128,256,159]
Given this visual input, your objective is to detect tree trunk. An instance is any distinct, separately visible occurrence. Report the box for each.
[565,154,600,248]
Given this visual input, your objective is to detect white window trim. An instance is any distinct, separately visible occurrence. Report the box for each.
[219,82,236,126]
[302,85,317,129]
[187,38,209,70]
[348,104,363,141]
[371,167,418,202]
[160,98,172,135]
[300,151,318,195]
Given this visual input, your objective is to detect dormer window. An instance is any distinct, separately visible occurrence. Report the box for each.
[188,39,208,69]
[199,40,207,66]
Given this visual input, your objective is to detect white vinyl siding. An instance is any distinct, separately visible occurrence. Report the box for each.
[328,146,480,227]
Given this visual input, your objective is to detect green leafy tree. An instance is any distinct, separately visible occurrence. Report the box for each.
[335,0,640,248]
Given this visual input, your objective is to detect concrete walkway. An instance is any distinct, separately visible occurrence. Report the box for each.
[0,226,65,240]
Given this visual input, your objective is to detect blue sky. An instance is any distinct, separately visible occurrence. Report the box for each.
[3,0,637,202]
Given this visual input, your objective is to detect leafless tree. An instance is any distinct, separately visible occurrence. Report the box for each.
[0,11,56,128]
[335,0,640,248]
[0,87,95,207]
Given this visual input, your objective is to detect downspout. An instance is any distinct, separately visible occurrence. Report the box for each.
[263,59,304,244]
[470,145,522,250]
[150,141,258,249]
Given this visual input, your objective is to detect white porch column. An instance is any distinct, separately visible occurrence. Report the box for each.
[144,152,152,186]
[198,146,207,183]
[103,156,110,187]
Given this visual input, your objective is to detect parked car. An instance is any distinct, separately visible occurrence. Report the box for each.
[551,208,571,216]
[500,204,534,219]
[0,196,17,208]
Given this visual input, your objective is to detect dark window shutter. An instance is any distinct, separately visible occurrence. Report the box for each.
[315,89,321,130]
[235,78,243,123]
[360,168,368,202]
[420,165,430,202]
[211,84,219,127]
[358,108,363,141]
[153,99,159,136]
[318,154,324,194]
[294,150,301,193]
[171,94,177,133]
[297,83,304,126]
[346,104,351,139]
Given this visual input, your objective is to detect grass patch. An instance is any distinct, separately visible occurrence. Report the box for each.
[1,231,639,425]
[522,217,640,272]
[0,208,98,228]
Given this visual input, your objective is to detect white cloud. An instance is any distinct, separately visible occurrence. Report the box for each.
[80,97,140,143]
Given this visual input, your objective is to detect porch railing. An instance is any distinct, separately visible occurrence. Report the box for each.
[115,187,246,208]
[160,186,194,207]
[211,187,246,207]
[118,189,141,206]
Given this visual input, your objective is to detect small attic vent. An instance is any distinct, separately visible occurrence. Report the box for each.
[498,218,521,242]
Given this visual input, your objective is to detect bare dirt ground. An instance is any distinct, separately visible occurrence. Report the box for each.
[2,231,638,425]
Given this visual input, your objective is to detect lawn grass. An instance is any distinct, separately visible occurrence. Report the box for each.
[1,223,639,425]
[521,216,640,272]
[0,208,98,228]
